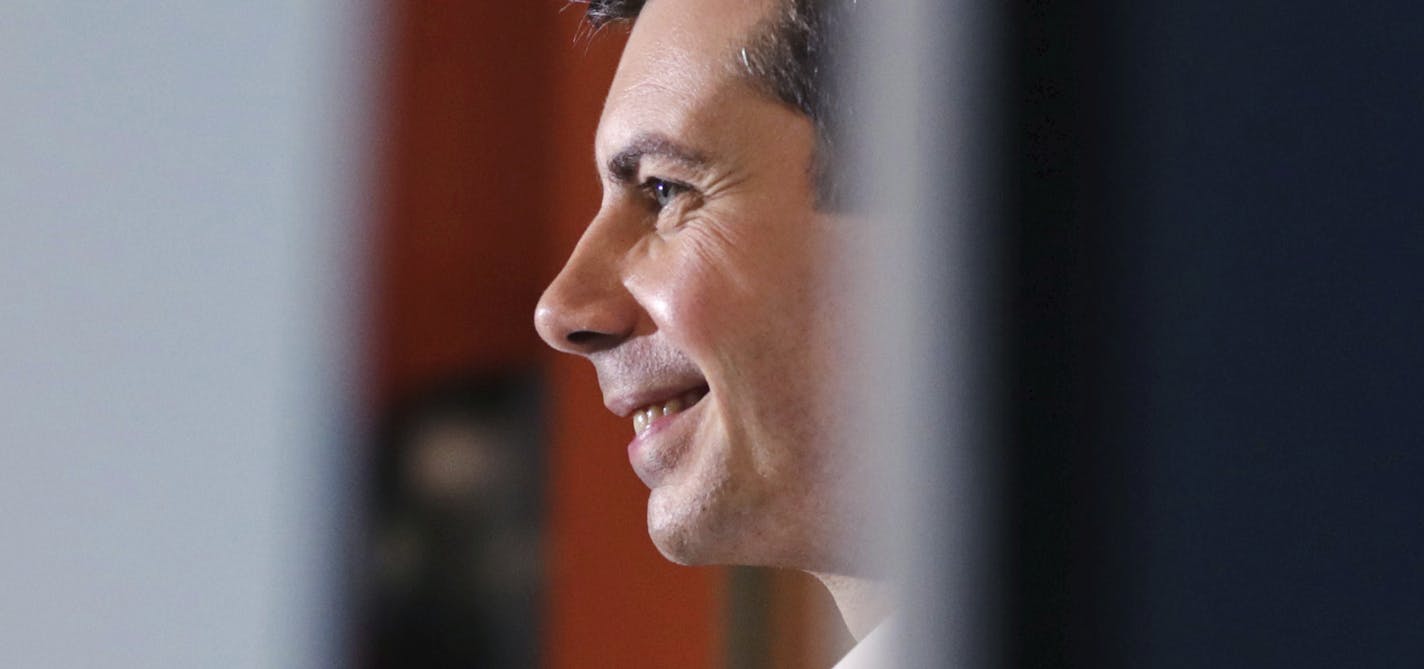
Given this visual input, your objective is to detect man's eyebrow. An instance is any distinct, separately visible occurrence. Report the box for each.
[605,134,710,184]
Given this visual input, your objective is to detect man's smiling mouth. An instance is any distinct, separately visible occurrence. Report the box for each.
[631,386,709,435]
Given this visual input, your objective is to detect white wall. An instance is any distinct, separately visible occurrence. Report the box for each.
[0,3,375,667]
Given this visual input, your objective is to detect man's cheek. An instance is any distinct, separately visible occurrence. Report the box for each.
[644,280,726,353]
[635,252,739,339]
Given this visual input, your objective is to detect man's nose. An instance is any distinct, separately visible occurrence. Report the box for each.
[534,225,639,356]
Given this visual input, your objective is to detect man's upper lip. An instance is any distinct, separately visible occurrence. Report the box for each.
[606,382,708,417]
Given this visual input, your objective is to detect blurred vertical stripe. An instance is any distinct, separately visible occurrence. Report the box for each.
[0,1,378,667]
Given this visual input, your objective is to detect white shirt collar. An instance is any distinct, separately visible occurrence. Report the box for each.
[832,617,896,669]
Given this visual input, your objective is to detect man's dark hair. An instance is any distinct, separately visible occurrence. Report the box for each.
[579,0,851,210]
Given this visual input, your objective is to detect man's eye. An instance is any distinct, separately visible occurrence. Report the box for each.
[643,177,689,210]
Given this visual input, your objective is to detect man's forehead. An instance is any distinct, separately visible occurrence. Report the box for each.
[621,0,777,55]
[594,0,777,163]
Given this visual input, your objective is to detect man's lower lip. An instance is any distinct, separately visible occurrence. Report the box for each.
[626,397,705,476]
[628,408,681,452]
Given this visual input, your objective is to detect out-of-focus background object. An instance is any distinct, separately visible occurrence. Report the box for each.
[363,374,544,668]
[999,1,1424,666]
[851,0,1424,665]
[0,1,373,667]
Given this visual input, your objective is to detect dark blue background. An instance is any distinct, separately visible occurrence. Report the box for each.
[1009,2,1424,666]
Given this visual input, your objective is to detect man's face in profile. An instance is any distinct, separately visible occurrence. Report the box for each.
[536,0,854,573]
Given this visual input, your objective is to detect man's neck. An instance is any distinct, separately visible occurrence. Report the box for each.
[811,572,893,641]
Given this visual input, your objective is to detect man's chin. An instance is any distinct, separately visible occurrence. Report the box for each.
[649,534,705,566]
[650,523,752,567]
[645,488,734,566]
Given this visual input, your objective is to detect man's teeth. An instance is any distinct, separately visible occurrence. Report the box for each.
[632,389,706,436]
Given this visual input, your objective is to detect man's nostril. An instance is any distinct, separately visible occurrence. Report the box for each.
[566,330,604,346]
